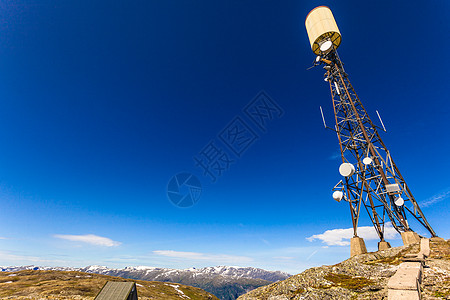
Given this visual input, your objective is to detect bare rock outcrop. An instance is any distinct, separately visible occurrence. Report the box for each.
[238,239,450,300]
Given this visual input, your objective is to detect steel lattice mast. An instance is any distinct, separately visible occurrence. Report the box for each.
[305,6,436,248]
[325,51,435,240]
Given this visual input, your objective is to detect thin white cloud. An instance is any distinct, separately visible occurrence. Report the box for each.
[273,256,294,260]
[0,251,65,265]
[261,239,270,245]
[153,250,253,264]
[328,152,341,160]
[54,234,121,247]
[306,223,399,246]
[306,250,318,261]
[0,237,7,240]
[421,188,450,208]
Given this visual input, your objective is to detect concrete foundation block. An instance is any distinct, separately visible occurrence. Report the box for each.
[419,238,430,257]
[388,273,419,290]
[350,236,367,257]
[378,241,391,251]
[400,261,422,272]
[401,231,420,245]
[399,262,422,282]
[388,288,420,300]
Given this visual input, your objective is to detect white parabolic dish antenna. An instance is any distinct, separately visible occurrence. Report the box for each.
[395,197,404,206]
[363,157,373,165]
[339,163,355,177]
[320,40,333,52]
[332,190,344,202]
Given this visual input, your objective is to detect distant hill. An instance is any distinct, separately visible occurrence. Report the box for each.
[0,269,218,299]
[1,265,291,300]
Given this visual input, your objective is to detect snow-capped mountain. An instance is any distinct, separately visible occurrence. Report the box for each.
[72,265,290,282]
[1,265,291,300]
[194,266,290,282]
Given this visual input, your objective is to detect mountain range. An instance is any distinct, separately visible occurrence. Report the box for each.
[1,265,291,300]
[0,269,219,300]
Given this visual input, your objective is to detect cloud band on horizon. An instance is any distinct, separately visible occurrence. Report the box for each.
[306,223,399,246]
[54,234,121,247]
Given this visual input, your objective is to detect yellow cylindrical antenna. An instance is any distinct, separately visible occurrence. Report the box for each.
[305,6,341,55]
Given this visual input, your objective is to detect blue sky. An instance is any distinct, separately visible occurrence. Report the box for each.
[0,0,449,274]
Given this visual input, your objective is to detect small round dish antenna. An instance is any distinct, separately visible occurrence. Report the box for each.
[363,157,373,165]
[395,197,404,206]
[332,190,344,202]
[315,56,321,63]
[320,40,333,52]
[339,163,355,177]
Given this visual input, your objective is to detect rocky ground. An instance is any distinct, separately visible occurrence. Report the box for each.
[238,238,450,300]
[422,239,450,299]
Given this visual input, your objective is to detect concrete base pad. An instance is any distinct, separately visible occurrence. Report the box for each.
[420,238,430,257]
[388,289,420,300]
[401,231,420,245]
[350,236,367,257]
[378,241,391,251]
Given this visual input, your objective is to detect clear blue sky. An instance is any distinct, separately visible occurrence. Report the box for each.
[0,0,449,274]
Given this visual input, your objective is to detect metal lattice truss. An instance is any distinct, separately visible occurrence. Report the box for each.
[320,51,435,240]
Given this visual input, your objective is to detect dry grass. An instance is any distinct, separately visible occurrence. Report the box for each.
[430,239,450,260]
[0,270,219,300]
[315,273,375,291]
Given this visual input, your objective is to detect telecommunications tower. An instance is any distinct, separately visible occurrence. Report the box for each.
[304,6,436,255]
